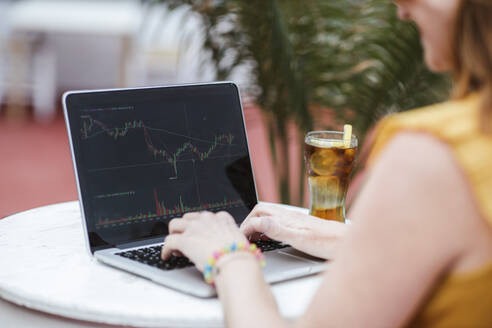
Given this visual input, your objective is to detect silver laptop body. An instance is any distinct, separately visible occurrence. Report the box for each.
[63,82,325,298]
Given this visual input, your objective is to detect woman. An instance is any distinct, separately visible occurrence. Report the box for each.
[161,0,492,327]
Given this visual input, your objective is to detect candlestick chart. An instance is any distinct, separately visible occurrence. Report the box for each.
[80,115,236,178]
[78,104,253,231]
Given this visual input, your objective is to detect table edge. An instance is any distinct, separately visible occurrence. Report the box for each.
[0,201,310,327]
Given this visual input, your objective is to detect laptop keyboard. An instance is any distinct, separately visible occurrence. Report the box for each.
[116,240,289,271]
[254,239,290,252]
[116,246,193,270]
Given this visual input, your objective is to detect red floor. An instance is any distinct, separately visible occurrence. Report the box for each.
[0,117,78,218]
[0,106,285,218]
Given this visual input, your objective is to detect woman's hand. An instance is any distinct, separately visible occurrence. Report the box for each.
[160,211,248,271]
[240,204,348,259]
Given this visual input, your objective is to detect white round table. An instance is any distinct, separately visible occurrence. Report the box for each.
[0,201,322,328]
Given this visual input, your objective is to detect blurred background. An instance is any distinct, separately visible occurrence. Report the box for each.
[0,0,450,218]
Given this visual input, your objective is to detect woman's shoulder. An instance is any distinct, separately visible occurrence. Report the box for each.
[380,94,480,128]
[369,131,492,272]
[371,132,469,196]
[367,94,492,226]
[372,95,481,151]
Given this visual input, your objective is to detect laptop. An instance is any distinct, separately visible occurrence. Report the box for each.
[63,82,325,297]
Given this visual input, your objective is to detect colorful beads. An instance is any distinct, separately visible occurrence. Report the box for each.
[203,241,266,286]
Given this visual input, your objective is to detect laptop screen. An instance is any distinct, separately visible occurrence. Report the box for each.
[64,83,257,253]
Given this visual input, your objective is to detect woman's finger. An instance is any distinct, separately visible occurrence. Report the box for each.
[245,204,285,220]
[168,218,188,234]
[181,211,203,221]
[161,234,184,260]
[171,250,184,257]
[240,216,272,238]
[250,204,275,216]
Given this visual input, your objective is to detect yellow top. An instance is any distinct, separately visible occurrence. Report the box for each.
[368,94,492,328]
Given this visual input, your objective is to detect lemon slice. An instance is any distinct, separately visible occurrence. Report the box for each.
[310,149,337,175]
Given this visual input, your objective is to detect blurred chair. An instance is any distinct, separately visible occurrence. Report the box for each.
[133,2,217,86]
[0,0,14,111]
[132,3,179,86]
[5,0,143,122]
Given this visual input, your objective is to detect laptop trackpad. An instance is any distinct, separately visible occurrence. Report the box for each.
[278,248,325,263]
[263,250,321,283]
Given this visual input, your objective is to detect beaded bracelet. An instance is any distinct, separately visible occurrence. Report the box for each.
[203,241,266,286]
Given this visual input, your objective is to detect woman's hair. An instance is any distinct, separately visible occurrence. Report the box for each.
[452,0,492,132]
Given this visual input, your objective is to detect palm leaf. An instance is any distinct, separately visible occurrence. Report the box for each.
[153,0,451,205]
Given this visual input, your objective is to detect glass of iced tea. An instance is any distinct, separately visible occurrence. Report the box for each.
[304,129,358,223]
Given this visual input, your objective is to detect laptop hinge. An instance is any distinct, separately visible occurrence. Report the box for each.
[116,236,164,250]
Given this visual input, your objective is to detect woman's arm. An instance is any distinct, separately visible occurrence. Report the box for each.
[215,253,286,328]
[212,133,477,328]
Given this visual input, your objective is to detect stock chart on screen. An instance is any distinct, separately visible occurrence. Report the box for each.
[67,85,256,246]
